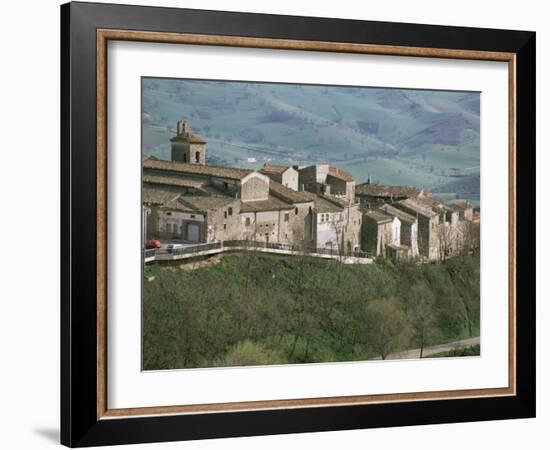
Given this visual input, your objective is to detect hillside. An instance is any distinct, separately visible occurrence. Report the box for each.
[430,174,481,207]
[142,79,480,191]
[143,253,480,370]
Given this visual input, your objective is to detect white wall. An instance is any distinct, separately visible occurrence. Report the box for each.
[0,1,547,450]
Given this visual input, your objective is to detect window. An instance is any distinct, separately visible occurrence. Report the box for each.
[284,213,289,222]
[245,217,251,226]
[195,151,200,163]
[182,154,187,163]
[166,223,172,233]
[295,207,298,215]
[223,182,228,191]
[224,211,227,219]
[166,212,172,216]
[228,207,233,216]
[190,214,195,219]
[223,223,227,230]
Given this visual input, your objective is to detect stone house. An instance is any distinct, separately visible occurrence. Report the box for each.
[451,201,474,221]
[259,164,299,191]
[355,180,423,208]
[394,198,440,260]
[297,164,355,204]
[361,210,395,257]
[378,203,419,257]
[305,194,362,254]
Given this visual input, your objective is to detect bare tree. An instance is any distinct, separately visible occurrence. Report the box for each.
[364,299,411,360]
[461,221,480,256]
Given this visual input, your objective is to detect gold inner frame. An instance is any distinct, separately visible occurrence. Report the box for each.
[96,29,517,420]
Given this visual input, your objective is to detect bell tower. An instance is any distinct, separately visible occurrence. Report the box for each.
[170,120,206,165]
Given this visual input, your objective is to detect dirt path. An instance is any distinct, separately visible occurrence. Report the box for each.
[379,336,480,360]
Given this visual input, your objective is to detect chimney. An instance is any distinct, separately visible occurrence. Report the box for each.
[177,120,187,136]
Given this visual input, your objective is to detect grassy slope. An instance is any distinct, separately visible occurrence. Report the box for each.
[142,79,480,192]
[143,253,480,370]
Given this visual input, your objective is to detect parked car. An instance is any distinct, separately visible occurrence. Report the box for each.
[145,239,161,249]
[166,243,185,254]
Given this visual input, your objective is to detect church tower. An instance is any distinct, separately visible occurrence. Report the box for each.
[170,120,206,165]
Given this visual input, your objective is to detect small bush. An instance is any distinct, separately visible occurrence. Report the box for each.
[217,340,287,367]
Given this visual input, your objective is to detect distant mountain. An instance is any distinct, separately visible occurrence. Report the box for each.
[142,78,480,191]
[432,174,480,196]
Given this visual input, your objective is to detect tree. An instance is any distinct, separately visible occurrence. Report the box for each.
[461,221,480,256]
[407,284,439,358]
[364,299,411,360]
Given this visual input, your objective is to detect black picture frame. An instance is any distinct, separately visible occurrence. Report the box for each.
[61,1,536,447]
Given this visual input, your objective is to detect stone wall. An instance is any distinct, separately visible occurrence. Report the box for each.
[281,168,299,191]
[155,209,207,242]
[342,205,362,253]
[297,165,318,193]
[241,174,269,202]
[211,178,239,197]
[326,175,347,197]
[205,199,242,242]
[171,141,189,163]
[188,142,205,165]
[361,217,393,257]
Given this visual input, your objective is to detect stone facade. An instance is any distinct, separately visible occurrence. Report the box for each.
[297,165,356,204]
[170,121,206,165]
[362,211,394,257]
[240,173,270,202]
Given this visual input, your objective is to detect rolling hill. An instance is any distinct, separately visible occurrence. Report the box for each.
[142,78,480,195]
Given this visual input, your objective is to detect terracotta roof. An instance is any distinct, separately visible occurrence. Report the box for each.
[142,186,181,206]
[269,181,314,204]
[170,132,206,144]
[178,195,237,212]
[415,196,450,210]
[365,210,393,224]
[396,198,438,219]
[260,164,292,175]
[309,194,345,213]
[327,166,354,182]
[143,159,252,181]
[451,201,474,210]
[143,174,205,189]
[378,204,417,223]
[240,196,294,213]
[356,183,422,198]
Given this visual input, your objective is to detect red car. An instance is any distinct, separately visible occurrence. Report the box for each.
[145,239,161,250]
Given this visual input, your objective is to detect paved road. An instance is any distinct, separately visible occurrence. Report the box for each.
[380,336,480,360]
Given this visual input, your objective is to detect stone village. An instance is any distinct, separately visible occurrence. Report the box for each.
[143,121,477,262]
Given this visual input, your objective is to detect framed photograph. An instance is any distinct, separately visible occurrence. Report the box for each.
[61,1,535,447]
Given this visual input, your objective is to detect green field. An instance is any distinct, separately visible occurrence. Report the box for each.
[143,252,480,370]
[142,79,480,194]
